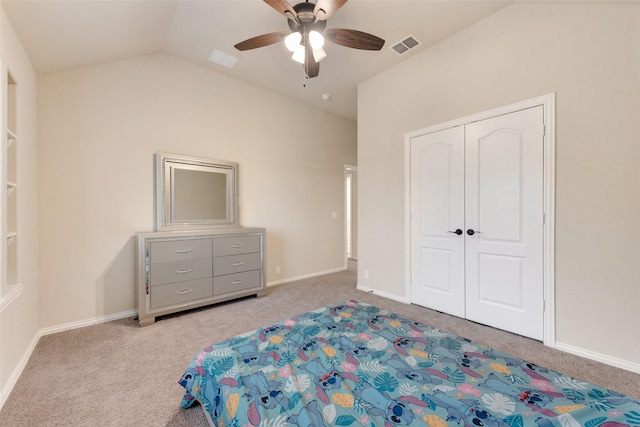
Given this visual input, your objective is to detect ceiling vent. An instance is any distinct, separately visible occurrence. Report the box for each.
[390,34,422,56]
[208,49,239,69]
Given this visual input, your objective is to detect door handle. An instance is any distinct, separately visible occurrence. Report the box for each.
[466,229,481,236]
[447,229,463,236]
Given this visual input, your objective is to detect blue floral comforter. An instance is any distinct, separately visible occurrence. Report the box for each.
[180,300,640,426]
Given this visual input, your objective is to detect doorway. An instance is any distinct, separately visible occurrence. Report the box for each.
[345,165,357,269]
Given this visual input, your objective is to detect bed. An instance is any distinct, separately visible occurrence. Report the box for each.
[179,300,640,426]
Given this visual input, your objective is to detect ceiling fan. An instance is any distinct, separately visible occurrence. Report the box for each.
[234,0,385,79]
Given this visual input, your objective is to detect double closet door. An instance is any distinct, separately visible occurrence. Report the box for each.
[410,106,544,340]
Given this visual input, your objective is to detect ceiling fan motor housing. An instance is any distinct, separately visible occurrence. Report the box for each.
[288,2,327,34]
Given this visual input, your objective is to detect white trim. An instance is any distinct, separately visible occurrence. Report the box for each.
[344,164,357,266]
[555,342,640,375]
[266,266,347,287]
[541,94,556,347]
[39,309,137,336]
[356,284,410,303]
[0,283,23,313]
[0,331,39,411]
[404,93,556,347]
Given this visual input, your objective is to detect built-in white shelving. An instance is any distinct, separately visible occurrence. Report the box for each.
[6,129,16,246]
[4,75,19,291]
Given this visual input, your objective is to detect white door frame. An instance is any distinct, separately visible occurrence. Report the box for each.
[344,164,357,265]
[404,93,556,347]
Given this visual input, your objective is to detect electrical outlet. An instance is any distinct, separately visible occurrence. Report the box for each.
[363,270,369,279]
[275,265,281,275]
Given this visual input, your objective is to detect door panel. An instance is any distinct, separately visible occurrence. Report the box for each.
[477,253,524,308]
[465,107,544,340]
[477,132,523,241]
[420,247,454,292]
[410,126,465,318]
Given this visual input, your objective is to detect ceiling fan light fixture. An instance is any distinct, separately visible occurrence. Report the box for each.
[312,47,327,62]
[292,45,306,64]
[284,32,302,52]
[309,30,325,49]
[234,0,385,79]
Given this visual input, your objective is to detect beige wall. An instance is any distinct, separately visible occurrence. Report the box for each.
[38,53,356,328]
[358,3,640,366]
[0,9,39,391]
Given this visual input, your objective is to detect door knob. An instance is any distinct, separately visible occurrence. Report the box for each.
[447,229,463,235]
[466,229,481,236]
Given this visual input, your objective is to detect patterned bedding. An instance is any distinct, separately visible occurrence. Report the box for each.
[179,300,640,426]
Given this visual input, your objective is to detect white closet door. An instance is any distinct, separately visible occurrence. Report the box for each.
[410,126,465,317]
[410,106,545,340]
[464,106,544,340]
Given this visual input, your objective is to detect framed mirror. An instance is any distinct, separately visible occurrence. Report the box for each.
[155,152,238,230]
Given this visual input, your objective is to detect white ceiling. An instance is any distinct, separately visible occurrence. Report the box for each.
[2,0,512,121]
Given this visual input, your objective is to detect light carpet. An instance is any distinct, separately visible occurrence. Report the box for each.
[1,270,638,426]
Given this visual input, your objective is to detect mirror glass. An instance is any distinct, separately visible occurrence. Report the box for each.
[155,153,238,230]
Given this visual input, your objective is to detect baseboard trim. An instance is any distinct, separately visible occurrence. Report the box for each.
[266,266,347,287]
[0,331,39,411]
[355,284,410,303]
[39,309,138,336]
[555,341,640,374]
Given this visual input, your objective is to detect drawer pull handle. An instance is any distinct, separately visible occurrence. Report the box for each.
[231,243,245,248]
[232,261,245,266]
[232,280,245,285]
[176,268,192,274]
[176,288,193,295]
[176,248,192,253]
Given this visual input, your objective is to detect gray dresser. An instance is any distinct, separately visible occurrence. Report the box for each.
[136,228,266,326]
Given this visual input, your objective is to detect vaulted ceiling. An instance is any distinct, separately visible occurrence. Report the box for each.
[2,0,512,121]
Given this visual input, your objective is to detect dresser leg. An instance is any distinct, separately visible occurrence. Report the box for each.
[139,317,156,327]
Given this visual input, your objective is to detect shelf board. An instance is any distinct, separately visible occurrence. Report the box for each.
[0,283,24,313]
[7,129,17,145]
[6,232,16,245]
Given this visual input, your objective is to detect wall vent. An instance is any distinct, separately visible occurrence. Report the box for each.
[390,34,422,56]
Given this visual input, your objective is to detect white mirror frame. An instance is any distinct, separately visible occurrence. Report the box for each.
[155,152,239,231]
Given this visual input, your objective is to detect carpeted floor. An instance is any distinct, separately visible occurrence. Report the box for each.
[0,269,638,426]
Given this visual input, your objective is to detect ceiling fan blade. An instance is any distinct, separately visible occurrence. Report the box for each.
[325,28,385,51]
[304,37,320,78]
[314,0,348,21]
[234,31,288,51]
[263,0,297,20]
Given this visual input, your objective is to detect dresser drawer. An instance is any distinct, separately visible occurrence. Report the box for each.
[213,235,260,256]
[214,253,261,276]
[214,270,261,296]
[149,238,212,264]
[150,277,213,309]
[150,258,212,286]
